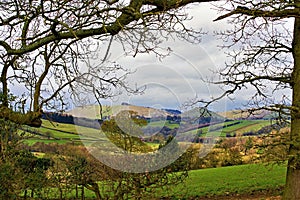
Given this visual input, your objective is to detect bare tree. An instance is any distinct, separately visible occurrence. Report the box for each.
[201,1,300,199]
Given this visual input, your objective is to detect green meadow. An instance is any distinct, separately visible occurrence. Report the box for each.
[43,163,286,199]
[20,119,288,199]
[23,119,109,145]
[161,163,286,199]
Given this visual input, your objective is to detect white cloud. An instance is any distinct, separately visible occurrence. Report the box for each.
[98,4,234,112]
[76,3,291,113]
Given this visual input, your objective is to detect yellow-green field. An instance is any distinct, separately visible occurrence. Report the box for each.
[23,119,277,146]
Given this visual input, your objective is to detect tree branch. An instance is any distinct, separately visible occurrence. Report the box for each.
[0,106,42,127]
[214,7,299,21]
[4,0,221,56]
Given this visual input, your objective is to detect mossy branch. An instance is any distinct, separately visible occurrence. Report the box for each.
[0,106,42,127]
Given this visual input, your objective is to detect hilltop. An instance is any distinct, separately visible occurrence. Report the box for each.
[66,104,171,119]
[66,104,224,119]
[66,104,285,122]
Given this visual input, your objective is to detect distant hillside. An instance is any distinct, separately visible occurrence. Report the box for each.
[67,105,111,119]
[218,109,285,120]
[67,104,170,119]
[66,104,226,121]
[183,107,226,122]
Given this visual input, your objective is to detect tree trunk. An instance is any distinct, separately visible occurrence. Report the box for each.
[282,12,300,200]
[81,185,85,200]
[59,188,63,200]
[31,189,34,198]
[76,184,78,199]
[85,183,102,200]
[24,190,27,199]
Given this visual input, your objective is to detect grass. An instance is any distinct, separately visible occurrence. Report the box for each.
[38,119,271,140]
[23,118,277,158]
[158,163,287,199]
[220,120,271,134]
[41,119,78,132]
[21,118,287,199]
[207,120,271,137]
[23,120,109,145]
[24,138,73,145]
[146,120,180,129]
[41,163,286,199]
[37,127,80,139]
[41,119,105,138]
[18,117,289,199]
[178,120,272,138]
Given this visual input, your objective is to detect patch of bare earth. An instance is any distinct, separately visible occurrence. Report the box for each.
[192,194,281,200]
[189,189,283,200]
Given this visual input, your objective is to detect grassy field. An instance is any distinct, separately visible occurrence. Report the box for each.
[179,120,272,138]
[23,119,108,145]
[157,163,286,199]
[20,118,288,199]
[147,120,180,129]
[22,119,275,147]
[43,163,286,199]
[207,120,271,137]
[24,138,71,145]
[221,120,271,134]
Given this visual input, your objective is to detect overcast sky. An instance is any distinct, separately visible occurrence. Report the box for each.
[76,2,292,113]
[97,3,235,112]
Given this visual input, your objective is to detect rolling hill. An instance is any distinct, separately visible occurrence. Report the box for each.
[67,104,171,119]
[218,109,283,120]
[66,104,224,121]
